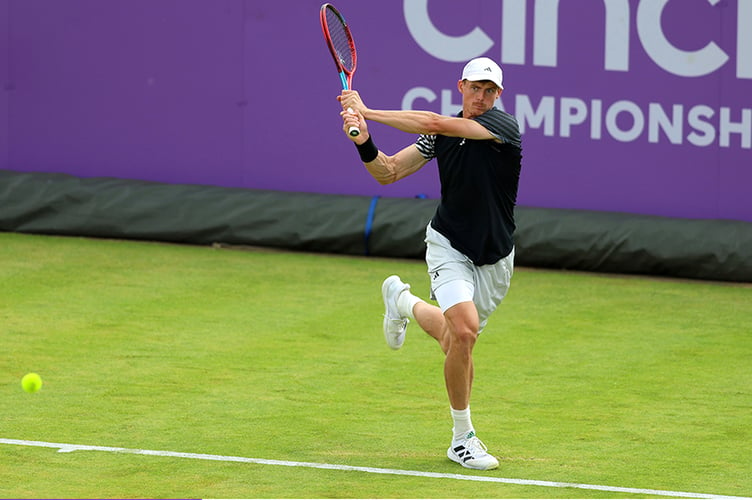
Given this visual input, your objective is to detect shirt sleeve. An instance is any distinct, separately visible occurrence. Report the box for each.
[475,109,522,148]
[415,134,437,159]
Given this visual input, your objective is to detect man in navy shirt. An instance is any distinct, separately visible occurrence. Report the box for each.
[339,57,522,470]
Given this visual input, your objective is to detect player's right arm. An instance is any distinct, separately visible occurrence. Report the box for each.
[340,89,496,141]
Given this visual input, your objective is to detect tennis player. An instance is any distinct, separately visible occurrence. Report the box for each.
[338,57,522,470]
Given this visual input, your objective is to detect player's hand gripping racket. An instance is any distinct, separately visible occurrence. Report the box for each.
[320,3,360,137]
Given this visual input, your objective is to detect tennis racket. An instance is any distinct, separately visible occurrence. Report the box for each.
[320,3,360,137]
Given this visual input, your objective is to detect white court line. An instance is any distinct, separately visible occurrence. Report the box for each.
[1,438,749,499]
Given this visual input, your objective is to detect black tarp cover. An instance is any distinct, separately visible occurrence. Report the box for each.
[2,170,751,282]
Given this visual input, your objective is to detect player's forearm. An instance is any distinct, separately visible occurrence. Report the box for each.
[364,109,444,135]
[351,133,397,184]
[363,150,398,185]
[357,141,427,185]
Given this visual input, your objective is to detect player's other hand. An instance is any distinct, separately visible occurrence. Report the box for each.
[340,107,368,143]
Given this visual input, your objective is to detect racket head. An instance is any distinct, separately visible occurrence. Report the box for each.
[320,3,357,88]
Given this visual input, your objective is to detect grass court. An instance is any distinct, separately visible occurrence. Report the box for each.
[1,232,750,498]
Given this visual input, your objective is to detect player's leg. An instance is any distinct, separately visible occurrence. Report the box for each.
[409,244,514,355]
[431,281,478,414]
[442,300,479,410]
[412,300,449,353]
[382,274,446,350]
[381,270,500,470]
[443,248,515,470]
[436,291,499,471]
[381,223,451,350]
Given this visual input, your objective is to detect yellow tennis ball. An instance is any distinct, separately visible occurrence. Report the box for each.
[21,373,42,393]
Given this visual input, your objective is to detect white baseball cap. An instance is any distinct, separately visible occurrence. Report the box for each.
[461,57,504,89]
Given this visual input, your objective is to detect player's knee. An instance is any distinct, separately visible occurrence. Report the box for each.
[449,324,478,350]
[445,303,480,348]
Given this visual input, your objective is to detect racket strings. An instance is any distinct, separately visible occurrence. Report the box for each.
[325,8,355,72]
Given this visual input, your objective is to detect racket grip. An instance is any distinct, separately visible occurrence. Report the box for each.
[346,107,360,137]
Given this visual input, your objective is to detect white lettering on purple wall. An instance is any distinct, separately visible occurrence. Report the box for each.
[404,0,752,79]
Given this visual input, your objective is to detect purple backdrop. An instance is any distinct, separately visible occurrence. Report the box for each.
[1,0,750,221]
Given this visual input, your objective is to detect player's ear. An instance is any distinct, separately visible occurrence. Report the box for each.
[457,79,465,93]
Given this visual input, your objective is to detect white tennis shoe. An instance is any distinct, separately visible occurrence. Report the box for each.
[447,432,499,470]
[381,275,410,350]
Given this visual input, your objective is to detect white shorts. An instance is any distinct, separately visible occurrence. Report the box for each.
[425,224,514,332]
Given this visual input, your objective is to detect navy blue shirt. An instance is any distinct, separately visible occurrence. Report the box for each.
[415,107,522,266]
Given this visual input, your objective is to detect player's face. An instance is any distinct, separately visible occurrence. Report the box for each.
[459,80,502,118]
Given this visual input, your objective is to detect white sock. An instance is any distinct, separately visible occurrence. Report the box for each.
[451,406,475,442]
[396,289,422,321]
